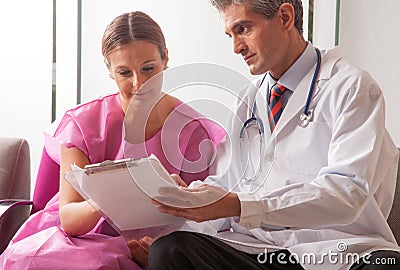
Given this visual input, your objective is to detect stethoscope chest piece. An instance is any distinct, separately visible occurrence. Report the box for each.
[298,110,313,128]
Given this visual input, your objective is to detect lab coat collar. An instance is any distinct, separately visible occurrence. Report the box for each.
[318,46,343,81]
[268,46,343,141]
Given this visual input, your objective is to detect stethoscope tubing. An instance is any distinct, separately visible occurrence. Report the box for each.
[239,102,264,139]
[303,48,321,116]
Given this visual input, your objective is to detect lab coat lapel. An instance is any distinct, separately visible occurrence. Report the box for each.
[269,47,341,140]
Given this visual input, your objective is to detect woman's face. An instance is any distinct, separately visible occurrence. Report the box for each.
[107,41,168,112]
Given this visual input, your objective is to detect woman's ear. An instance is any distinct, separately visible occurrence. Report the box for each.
[163,48,169,69]
[278,3,295,31]
[104,58,114,79]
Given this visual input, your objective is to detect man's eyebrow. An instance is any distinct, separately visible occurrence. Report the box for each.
[226,20,252,35]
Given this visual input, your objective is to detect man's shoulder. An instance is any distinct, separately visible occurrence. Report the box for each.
[323,47,378,90]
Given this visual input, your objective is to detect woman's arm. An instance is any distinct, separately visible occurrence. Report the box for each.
[59,145,102,236]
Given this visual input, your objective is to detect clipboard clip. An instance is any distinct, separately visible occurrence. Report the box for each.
[84,158,137,175]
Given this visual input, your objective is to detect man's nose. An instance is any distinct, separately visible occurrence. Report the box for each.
[233,36,245,55]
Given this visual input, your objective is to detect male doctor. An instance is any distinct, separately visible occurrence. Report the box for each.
[149,0,400,269]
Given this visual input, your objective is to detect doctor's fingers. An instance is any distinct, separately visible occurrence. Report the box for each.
[158,185,204,197]
[158,184,228,196]
[158,205,215,223]
[156,184,230,208]
[152,195,193,208]
[157,186,204,206]
[170,174,188,187]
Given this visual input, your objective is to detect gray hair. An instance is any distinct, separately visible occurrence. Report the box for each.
[210,0,303,35]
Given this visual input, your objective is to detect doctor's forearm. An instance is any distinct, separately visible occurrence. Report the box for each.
[236,181,368,229]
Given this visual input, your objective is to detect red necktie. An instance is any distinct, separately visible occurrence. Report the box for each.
[268,83,287,131]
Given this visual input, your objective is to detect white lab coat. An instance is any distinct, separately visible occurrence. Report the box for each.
[185,47,400,270]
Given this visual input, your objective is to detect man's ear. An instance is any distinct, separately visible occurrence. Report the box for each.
[278,3,295,31]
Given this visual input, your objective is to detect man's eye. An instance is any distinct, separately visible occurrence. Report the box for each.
[238,25,246,33]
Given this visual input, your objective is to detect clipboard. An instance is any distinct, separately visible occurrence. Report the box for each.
[64,155,185,234]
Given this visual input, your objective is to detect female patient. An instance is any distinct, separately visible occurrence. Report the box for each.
[0,11,225,269]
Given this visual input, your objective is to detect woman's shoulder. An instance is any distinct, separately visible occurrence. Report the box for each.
[47,92,122,142]
[45,92,123,163]
[65,92,121,119]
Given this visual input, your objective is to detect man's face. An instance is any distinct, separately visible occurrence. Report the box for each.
[221,4,289,77]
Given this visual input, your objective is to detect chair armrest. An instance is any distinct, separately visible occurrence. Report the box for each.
[0,199,33,219]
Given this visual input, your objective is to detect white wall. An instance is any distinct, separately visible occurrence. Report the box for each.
[0,0,53,191]
[313,0,337,49]
[313,0,400,145]
[56,0,79,119]
[339,0,400,146]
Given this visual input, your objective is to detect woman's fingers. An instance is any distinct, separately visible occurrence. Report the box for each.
[127,240,148,267]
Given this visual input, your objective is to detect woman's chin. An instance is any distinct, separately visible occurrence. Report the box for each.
[132,89,153,99]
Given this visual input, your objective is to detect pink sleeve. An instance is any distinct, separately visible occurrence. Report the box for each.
[165,102,226,185]
[44,113,89,164]
[180,124,211,184]
[179,120,225,185]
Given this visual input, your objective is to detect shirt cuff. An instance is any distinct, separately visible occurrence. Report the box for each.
[235,192,263,230]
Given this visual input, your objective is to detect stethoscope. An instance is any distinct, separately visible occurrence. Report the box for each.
[239,47,321,182]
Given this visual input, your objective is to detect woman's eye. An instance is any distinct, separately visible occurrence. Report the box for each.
[141,66,155,72]
[117,70,131,77]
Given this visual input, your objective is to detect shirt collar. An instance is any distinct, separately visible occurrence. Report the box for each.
[266,42,318,92]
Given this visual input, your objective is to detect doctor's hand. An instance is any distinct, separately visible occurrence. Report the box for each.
[152,183,241,222]
[127,236,154,267]
[170,173,188,188]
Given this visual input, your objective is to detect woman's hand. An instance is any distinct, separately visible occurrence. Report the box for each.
[127,236,154,267]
